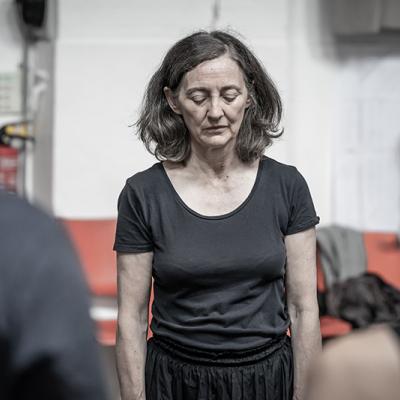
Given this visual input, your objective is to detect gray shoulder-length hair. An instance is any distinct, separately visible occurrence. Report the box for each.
[136,30,283,163]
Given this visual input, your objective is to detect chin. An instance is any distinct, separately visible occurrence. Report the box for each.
[204,130,235,139]
[203,134,232,145]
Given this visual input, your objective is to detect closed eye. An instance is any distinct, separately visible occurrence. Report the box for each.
[222,89,239,103]
[191,96,206,105]
[223,95,238,102]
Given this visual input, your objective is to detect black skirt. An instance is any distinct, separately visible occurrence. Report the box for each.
[145,334,293,400]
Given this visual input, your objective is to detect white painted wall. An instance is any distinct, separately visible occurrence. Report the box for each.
[53,0,216,218]
[333,42,400,232]
[5,0,395,231]
[52,0,326,220]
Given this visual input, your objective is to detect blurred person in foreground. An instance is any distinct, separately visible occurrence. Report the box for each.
[114,30,321,400]
[0,191,109,400]
[306,323,400,400]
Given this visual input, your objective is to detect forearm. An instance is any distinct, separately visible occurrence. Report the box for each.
[116,319,148,400]
[290,307,321,400]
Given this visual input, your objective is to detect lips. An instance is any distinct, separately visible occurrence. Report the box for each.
[204,126,227,131]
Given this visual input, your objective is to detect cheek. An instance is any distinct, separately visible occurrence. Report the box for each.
[181,107,205,125]
[228,103,247,123]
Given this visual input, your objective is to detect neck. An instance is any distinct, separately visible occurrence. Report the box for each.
[185,145,242,181]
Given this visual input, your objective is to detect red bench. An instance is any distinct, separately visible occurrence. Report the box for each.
[62,219,117,297]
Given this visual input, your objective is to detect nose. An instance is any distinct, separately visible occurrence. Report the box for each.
[207,97,224,120]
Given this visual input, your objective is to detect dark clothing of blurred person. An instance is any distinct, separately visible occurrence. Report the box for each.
[0,191,108,400]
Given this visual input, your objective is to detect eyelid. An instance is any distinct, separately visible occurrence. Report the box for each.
[223,93,239,101]
[223,89,239,94]
[189,90,239,104]
[190,96,206,104]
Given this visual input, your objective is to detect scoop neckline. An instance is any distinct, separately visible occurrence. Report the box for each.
[159,156,265,220]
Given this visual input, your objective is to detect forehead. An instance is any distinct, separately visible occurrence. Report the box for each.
[181,55,246,90]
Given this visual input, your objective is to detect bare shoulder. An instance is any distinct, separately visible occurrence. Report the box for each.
[308,325,400,400]
[321,325,400,369]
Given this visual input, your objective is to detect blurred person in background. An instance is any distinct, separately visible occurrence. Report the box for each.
[306,323,400,400]
[0,191,109,400]
[114,30,321,400]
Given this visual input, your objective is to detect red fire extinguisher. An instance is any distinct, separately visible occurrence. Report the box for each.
[0,145,19,193]
[0,122,33,195]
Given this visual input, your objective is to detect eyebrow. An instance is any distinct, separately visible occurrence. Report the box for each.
[185,85,241,95]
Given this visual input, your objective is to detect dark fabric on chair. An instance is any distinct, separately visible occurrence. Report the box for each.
[325,273,400,328]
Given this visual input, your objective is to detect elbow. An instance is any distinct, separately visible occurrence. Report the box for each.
[288,300,319,323]
[117,310,149,341]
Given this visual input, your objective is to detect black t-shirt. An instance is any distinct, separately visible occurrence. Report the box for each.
[114,155,320,351]
[0,192,108,400]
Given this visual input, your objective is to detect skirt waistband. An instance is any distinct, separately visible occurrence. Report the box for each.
[149,334,290,367]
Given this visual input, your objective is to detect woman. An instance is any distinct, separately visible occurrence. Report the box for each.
[114,31,321,400]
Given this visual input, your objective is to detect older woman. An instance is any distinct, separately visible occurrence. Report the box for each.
[114,31,321,400]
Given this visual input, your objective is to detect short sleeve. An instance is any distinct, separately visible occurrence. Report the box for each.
[113,182,154,253]
[285,168,320,235]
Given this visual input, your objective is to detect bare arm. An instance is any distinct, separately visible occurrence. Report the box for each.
[285,227,321,400]
[116,251,153,400]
